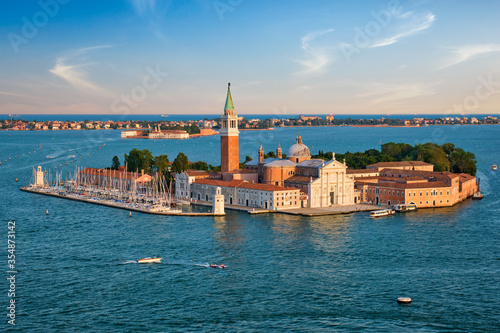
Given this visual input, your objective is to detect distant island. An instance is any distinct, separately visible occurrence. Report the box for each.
[1,114,498,132]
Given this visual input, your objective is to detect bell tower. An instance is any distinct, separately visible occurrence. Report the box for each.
[258,142,264,163]
[220,83,240,172]
[276,142,282,159]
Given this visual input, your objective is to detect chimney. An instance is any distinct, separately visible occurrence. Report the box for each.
[141,169,144,176]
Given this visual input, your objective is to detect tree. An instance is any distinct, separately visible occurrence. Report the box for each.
[245,156,253,163]
[450,149,477,175]
[111,156,120,170]
[171,152,189,174]
[381,142,401,158]
[124,148,154,173]
[153,154,169,174]
[443,143,455,155]
[428,147,450,172]
[191,161,208,171]
[264,151,276,159]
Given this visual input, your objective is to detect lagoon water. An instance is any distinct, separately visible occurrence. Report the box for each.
[1,125,499,331]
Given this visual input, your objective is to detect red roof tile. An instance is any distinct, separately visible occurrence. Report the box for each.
[79,167,152,182]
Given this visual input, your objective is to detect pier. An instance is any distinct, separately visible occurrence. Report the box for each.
[20,186,225,217]
[280,204,381,216]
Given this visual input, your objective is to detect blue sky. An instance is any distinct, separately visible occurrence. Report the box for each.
[1,0,499,115]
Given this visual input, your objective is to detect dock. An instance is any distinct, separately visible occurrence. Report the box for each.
[20,186,225,216]
[190,199,271,214]
[280,204,382,216]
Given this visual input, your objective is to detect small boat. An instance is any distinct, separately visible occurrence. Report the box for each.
[370,209,395,218]
[492,165,497,171]
[472,191,484,200]
[397,297,412,304]
[137,257,162,263]
[394,203,417,212]
[209,264,226,269]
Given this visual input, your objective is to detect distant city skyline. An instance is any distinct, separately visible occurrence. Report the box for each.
[1,0,499,115]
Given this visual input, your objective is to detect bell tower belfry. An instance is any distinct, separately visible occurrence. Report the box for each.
[220,83,240,172]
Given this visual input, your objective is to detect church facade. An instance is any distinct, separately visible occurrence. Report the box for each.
[245,133,355,208]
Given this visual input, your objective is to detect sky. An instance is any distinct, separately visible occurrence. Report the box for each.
[0,0,499,115]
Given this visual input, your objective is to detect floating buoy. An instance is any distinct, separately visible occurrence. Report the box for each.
[397,297,411,304]
[15,178,18,182]
[129,211,132,217]
[46,210,49,215]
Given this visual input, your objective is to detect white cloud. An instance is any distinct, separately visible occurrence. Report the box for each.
[371,12,435,48]
[129,0,157,16]
[358,82,439,104]
[440,44,500,69]
[49,45,113,97]
[293,29,334,76]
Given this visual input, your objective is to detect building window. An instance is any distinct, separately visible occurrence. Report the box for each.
[447,190,449,195]
[440,191,443,196]
[420,191,422,197]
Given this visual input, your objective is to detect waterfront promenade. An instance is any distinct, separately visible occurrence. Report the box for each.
[280,203,381,216]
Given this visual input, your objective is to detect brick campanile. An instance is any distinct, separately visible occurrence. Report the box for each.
[220,83,239,172]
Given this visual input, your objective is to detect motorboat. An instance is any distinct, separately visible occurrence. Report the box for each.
[209,264,226,269]
[149,204,182,213]
[394,203,417,212]
[370,209,395,218]
[137,257,162,263]
[472,191,484,200]
[492,165,497,171]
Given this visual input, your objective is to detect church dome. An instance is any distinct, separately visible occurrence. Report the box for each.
[287,133,310,157]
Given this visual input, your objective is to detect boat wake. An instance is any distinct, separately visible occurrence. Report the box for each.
[195,263,210,268]
[120,260,138,265]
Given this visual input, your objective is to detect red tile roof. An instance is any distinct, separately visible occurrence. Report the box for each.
[356,179,450,189]
[380,168,460,179]
[79,167,152,182]
[238,182,299,192]
[184,169,210,177]
[194,179,299,192]
[458,173,475,182]
[285,175,318,183]
[368,161,432,167]
[194,179,246,187]
[346,169,379,174]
